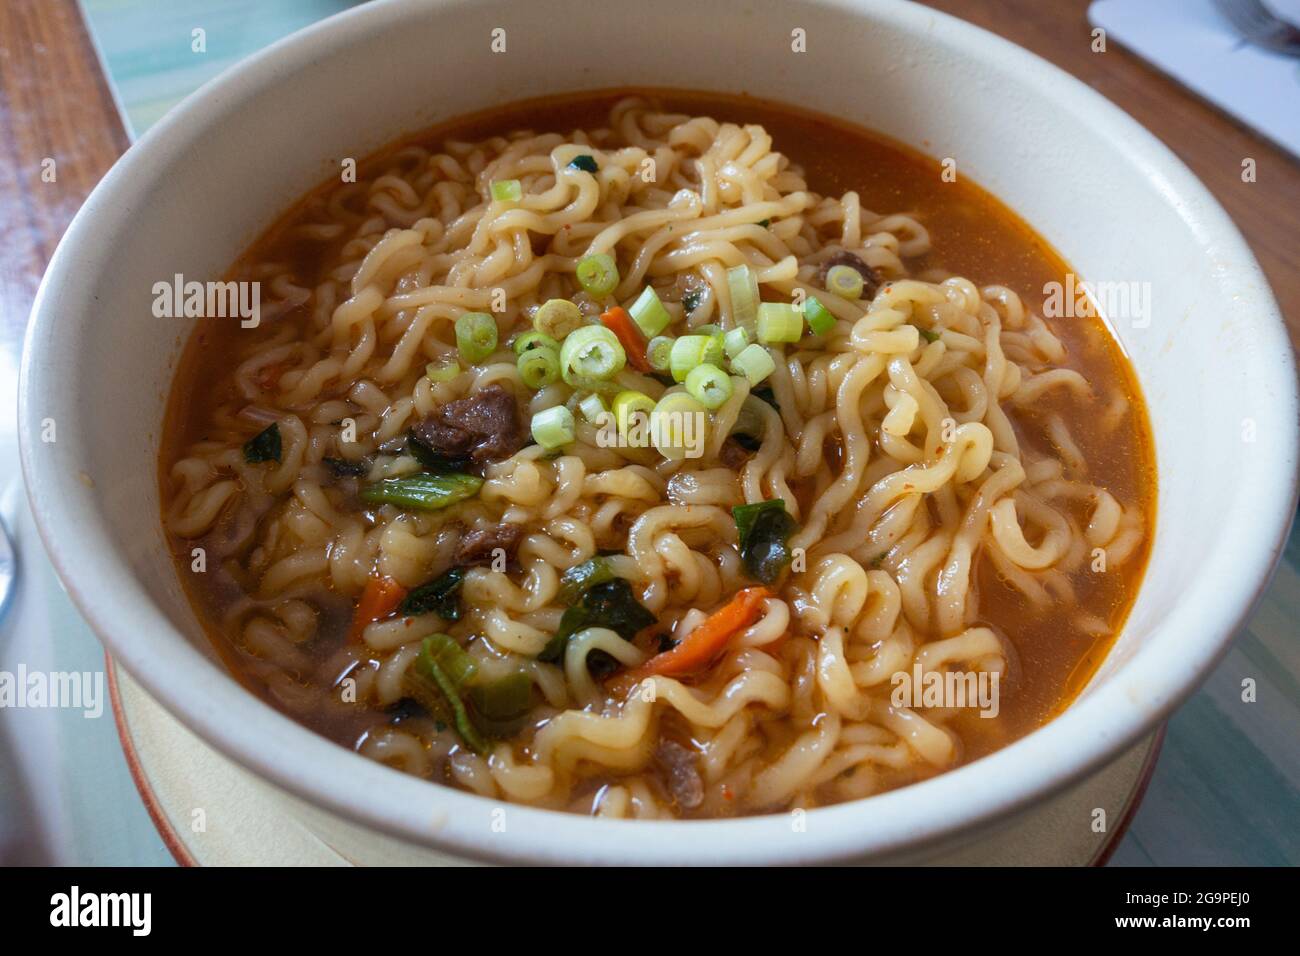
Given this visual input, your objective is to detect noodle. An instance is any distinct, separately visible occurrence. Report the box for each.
[161,94,1151,818]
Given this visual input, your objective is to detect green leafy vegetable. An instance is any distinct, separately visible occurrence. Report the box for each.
[399,568,466,620]
[540,578,654,662]
[322,456,369,478]
[403,636,488,754]
[468,672,535,737]
[681,289,703,314]
[406,431,471,473]
[243,423,281,463]
[567,154,599,173]
[361,472,483,511]
[917,326,941,343]
[558,557,617,605]
[732,499,798,584]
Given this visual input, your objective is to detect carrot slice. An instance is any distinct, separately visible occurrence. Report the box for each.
[624,586,771,684]
[347,573,408,643]
[600,306,653,373]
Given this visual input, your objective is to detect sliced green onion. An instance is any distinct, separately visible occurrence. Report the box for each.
[723,326,750,359]
[670,334,713,382]
[613,390,656,445]
[404,637,488,754]
[651,392,708,460]
[704,331,725,366]
[756,303,803,344]
[567,155,599,173]
[578,393,609,423]
[531,405,575,450]
[513,331,559,355]
[825,264,864,300]
[423,633,479,688]
[646,335,675,373]
[361,473,484,511]
[560,324,625,384]
[694,323,723,337]
[533,298,584,340]
[455,312,498,363]
[726,264,760,329]
[517,346,560,389]
[468,672,534,735]
[685,363,734,410]
[628,285,672,338]
[425,358,461,383]
[731,343,777,386]
[490,179,522,203]
[576,253,619,298]
[803,296,836,336]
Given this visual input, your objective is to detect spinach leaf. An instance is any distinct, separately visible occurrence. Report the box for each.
[400,568,465,620]
[733,499,798,584]
[567,154,599,173]
[558,557,616,605]
[243,423,281,463]
[540,578,654,662]
[322,456,370,478]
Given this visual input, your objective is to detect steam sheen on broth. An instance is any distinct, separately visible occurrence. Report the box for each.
[160,92,1154,818]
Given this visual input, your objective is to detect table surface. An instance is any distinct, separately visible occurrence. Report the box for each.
[0,0,1296,865]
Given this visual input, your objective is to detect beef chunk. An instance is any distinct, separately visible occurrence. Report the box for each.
[412,384,527,465]
[455,522,525,566]
[817,250,880,299]
[654,739,704,810]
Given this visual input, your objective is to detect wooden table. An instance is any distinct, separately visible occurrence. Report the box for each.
[1,0,1296,865]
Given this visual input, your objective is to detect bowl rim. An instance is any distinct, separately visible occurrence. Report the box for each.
[19,0,1300,864]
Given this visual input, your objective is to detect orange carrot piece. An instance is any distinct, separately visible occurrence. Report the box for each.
[626,586,771,682]
[347,573,408,643]
[600,306,653,373]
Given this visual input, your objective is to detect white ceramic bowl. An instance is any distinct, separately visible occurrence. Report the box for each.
[19,0,1298,864]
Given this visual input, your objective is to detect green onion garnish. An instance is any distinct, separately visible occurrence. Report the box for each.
[578,392,609,423]
[513,331,560,355]
[726,264,760,329]
[361,473,484,511]
[825,264,864,300]
[567,155,599,173]
[646,335,675,373]
[756,303,803,344]
[613,390,655,444]
[918,327,941,343]
[531,405,575,450]
[455,312,498,363]
[628,286,672,338]
[651,392,708,461]
[685,363,734,410]
[723,326,750,359]
[517,345,560,389]
[803,296,836,336]
[731,343,777,385]
[575,253,619,298]
[669,334,713,383]
[425,358,461,383]
[559,324,626,384]
[533,298,584,340]
[490,179,522,203]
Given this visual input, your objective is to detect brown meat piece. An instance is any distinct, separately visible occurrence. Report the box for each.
[718,437,752,469]
[455,523,524,566]
[817,250,880,299]
[412,384,526,465]
[654,739,704,810]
